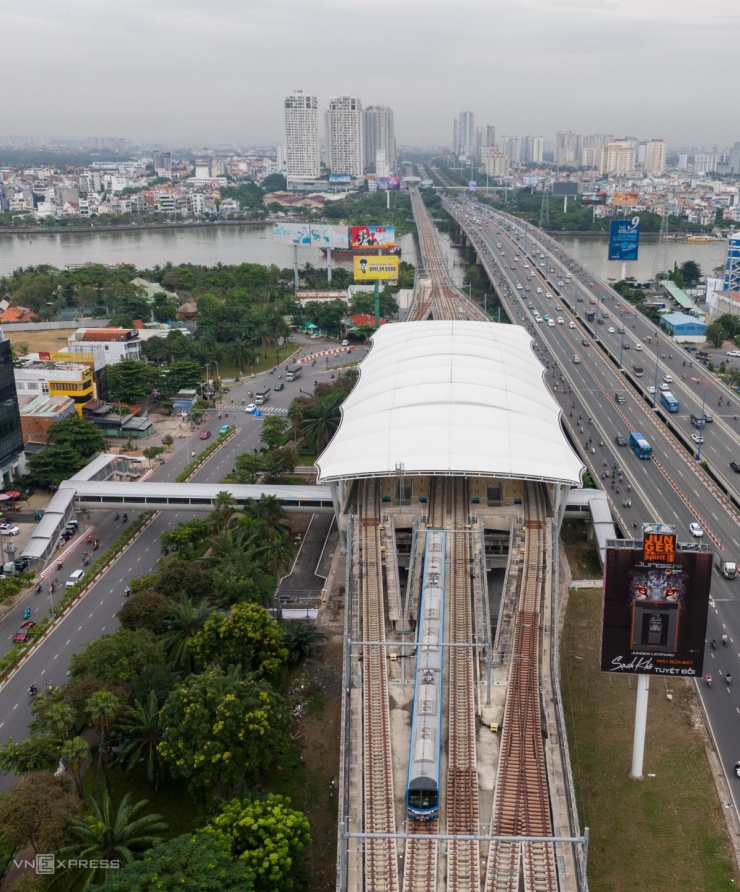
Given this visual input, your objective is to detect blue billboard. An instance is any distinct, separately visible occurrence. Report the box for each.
[609,217,640,261]
[468,181,477,192]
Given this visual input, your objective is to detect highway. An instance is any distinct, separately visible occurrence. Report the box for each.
[444,195,740,808]
[0,339,351,790]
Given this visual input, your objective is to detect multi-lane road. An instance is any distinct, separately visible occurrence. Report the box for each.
[0,339,350,790]
[445,195,740,806]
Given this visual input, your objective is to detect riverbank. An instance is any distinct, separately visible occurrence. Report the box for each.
[0,219,267,237]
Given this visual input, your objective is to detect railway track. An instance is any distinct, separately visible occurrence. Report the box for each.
[360,481,399,892]
[485,483,557,892]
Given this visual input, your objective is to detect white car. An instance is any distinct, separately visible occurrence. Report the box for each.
[341,339,350,347]
[662,374,673,383]
[516,284,523,290]
[535,316,544,323]
[608,327,615,333]
[547,319,555,327]
[545,292,553,299]
[244,403,256,413]
[648,386,656,394]
[557,317,565,324]
[0,523,19,536]
[635,344,643,351]
[569,321,576,329]
[659,383,670,391]
[691,433,704,444]
[689,522,704,537]
[727,351,740,358]
[558,281,564,286]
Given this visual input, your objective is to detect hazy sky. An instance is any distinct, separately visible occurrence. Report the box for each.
[4,0,738,150]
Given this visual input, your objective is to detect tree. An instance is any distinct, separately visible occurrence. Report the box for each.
[152,292,180,323]
[260,416,288,450]
[256,448,295,483]
[142,445,166,463]
[211,490,237,532]
[47,415,106,457]
[166,359,205,392]
[69,629,165,687]
[0,736,61,775]
[86,690,124,760]
[160,518,211,558]
[260,173,287,193]
[115,690,167,792]
[160,597,213,671]
[94,833,253,892]
[299,391,343,450]
[281,622,328,667]
[705,321,726,348]
[104,360,158,402]
[27,444,86,486]
[117,590,173,634]
[204,795,311,892]
[0,772,82,853]
[242,495,290,536]
[154,558,214,601]
[190,603,288,676]
[56,791,167,887]
[60,736,91,794]
[681,260,702,287]
[158,667,289,799]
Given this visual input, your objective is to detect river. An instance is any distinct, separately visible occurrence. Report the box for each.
[0,224,727,284]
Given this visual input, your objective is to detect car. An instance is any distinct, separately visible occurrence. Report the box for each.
[536,287,543,294]
[635,344,643,351]
[555,305,562,311]
[543,314,550,321]
[516,284,523,290]
[623,343,630,350]
[703,412,714,423]
[608,327,615,333]
[14,557,33,572]
[691,432,704,444]
[274,382,285,391]
[615,435,628,447]
[689,522,704,537]
[535,316,544,323]
[548,319,555,327]
[730,462,740,473]
[12,621,36,643]
[662,374,673,383]
[558,281,564,286]
[341,339,350,347]
[545,292,553,299]
[557,317,565,324]
[648,386,656,393]
[244,403,256,413]
[659,383,670,391]
[199,430,212,440]
[569,321,576,329]
[581,338,589,346]
[219,424,232,435]
[66,569,85,589]
[728,351,740,358]
[0,523,20,536]
[572,354,580,364]
[597,318,604,324]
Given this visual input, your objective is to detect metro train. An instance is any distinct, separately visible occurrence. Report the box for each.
[406,529,446,819]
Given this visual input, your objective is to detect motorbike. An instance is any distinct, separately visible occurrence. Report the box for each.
[706,674,712,688]
[24,607,31,619]
[735,762,740,778]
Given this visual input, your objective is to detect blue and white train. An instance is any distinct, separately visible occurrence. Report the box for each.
[406,530,446,819]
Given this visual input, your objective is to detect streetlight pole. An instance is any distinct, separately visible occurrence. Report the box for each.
[652,352,659,409]
[696,380,709,462]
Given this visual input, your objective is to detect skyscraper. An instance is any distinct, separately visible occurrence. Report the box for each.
[363,105,395,173]
[723,232,740,293]
[0,334,23,480]
[284,90,320,185]
[453,111,475,158]
[325,95,363,178]
[476,124,496,162]
[599,139,636,176]
[554,131,582,166]
[644,139,667,174]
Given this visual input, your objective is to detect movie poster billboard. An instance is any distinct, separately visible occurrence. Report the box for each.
[353,256,399,281]
[377,177,401,191]
[272,222,311,245]
[600,525,712,678]
[608,217,640,261]
[350,225,396,249]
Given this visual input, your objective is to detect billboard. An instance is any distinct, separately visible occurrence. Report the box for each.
[552,182,579,196]
[582,192,607,206]
[273,222,348,249]
[612,191,639,206]
[329,174,351,184]
[600,524,712,678]
[377,177,401,191]
[468,181,477,192]
[608,217,640,261]
[353,256,400,281]
[308,225,349,249]
[350,225,396,249]
[272,222,311,245]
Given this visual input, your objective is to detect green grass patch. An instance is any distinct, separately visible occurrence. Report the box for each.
[560,585,738,891]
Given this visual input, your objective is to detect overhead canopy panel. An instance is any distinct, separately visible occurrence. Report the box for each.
[316,321,584,486]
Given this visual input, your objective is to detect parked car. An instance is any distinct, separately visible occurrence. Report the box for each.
[66,569,85,589]
[0,523,20,536]
[12,621,36,643]
[199,430,212,440]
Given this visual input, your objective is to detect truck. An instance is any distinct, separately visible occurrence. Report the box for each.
[254,388,271,405]
[285,365,302,382]
[719,559,737,579]
[585,310,596,323]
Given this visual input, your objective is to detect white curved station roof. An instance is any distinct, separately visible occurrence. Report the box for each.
[316,321,584,486]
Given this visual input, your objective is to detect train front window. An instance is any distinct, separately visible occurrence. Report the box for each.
[409,790,437,810]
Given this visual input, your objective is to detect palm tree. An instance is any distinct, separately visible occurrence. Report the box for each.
[257,451,293,484]
[261,529,295,576]
[161,597,213,671]
[33,699,76,743]
[115,691,166,792]
[281,622,328,666]
[230,333,256,373]
[210,490,237,532]
[86,691,122,767]
[243,495,291,536]
[60,737,90,796]
[299,392,343,451]
[56,791,167,888]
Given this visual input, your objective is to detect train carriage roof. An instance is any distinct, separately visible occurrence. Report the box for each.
[316,321,583,486]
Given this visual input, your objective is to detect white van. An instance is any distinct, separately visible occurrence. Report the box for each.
[66,569,85,589]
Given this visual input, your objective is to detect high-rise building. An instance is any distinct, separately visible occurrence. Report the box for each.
[500,136,523,165]
[453,111,475,158]
[0,334,24,481]
[728,142,740,175]
[723,232,740,293]
[363,105,395,172]
[644,139,667,174]
[694,153,718,174]
[476,124,496,162]
[523,136,544,164]
[599,139,636,176]
[325,95,363,178]
[284,90,320,184]
[485,152,509,177]
[554,131,582,166]
[152,151,171,174]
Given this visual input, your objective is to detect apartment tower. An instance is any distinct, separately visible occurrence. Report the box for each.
[644,139,667,174]
[363,105,395,173]
[284,90,320,185]
[325,95,363,178]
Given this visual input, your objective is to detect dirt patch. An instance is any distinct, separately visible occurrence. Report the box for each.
[3,327,78,355]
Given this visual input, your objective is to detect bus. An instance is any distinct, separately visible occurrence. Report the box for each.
[659,391,679,413]
[632,362,644,377]
[285,365,302,382]
[629,432,653,459]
